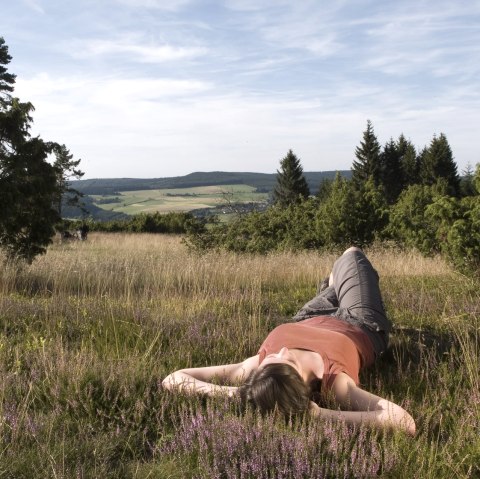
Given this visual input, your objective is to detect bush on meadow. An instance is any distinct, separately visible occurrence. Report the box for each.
[385,182,479,274]
[426,195,480,274]
[315,175,388,248]
[386,183,442,255]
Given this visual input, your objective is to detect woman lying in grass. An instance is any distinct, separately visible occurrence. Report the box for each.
[163,247,416,436]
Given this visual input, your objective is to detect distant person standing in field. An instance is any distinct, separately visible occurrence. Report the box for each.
[163,247,416,435]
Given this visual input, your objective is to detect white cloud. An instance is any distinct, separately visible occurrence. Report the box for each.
[15,73,212,106]
[80,38,207,63]
[89,78,212,105]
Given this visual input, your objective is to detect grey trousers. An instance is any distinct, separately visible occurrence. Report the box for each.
[292,250,391,356]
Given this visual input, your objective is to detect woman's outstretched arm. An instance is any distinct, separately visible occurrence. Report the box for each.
[309,372,416,436]
[162,355,259,397]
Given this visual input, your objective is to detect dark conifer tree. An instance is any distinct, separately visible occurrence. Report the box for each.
[0,37,82,262]
[459,163,477,197]
[317,177,333,202]
[0,39,15,95]
[272,149,310,207]
[379,138,403,204]
[416,146,428,181]
[420,133,460,197]
[397,134,419,187]
[352,120,381,186]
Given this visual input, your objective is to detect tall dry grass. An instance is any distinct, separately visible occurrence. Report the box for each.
[0,233,478,478]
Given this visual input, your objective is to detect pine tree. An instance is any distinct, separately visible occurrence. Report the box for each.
[316,177,333,202]
[416,146,428,183]
[316,174,387,247]
[352,120,381,186]
[0,37,82,262]
[397,134,419,187]
[459,162,476,197]
[420,133,460,197]
[379,138,403,204]
[272,149,310,207]
[0,37,15,95]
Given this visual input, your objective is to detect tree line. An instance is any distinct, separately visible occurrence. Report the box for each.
[62,211,194,235]
[186,121,480,275]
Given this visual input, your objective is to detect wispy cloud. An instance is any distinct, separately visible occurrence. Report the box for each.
[16,73,212,104]
[81,38,207,63]
[22,0,45,14]
[224,1,346,57]
[356,3,480,77]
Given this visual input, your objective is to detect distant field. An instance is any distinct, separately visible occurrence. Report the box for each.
[91,184,269,215]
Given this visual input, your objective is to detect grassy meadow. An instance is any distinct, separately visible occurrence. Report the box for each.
[0,234,479,478]
[91,185,269,215]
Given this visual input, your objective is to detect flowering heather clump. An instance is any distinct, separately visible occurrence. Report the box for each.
[160,401,398,478]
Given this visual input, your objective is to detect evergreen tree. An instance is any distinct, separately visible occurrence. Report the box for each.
[459,162,476,197]
[351,120,381,186]
[0,38,15,95]
[379,138,403,204]
[387,184,440,254]
[316,177,333,203]
[416,146,428,183]
[420,133,460,197]
[0,37,81,262]
[397,134,419,187]
[272,149,310,207]
[316,174,387,247]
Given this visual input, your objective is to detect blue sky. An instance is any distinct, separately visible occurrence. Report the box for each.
[2,0,479,179]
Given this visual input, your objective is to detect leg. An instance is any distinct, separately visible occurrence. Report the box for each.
[331,247,391,355]
[292,285,339,322]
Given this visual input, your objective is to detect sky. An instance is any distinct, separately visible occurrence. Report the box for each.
[2,0,479,179]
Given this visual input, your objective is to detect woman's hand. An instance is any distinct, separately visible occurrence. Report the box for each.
[309,401,321,415]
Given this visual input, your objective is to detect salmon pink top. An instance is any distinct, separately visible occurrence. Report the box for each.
[257,316,374,391]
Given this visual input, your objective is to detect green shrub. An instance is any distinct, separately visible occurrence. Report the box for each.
[316,176,388,247]
[387,181,480,275]
[426,196,480,274]
[387,184,441,254]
